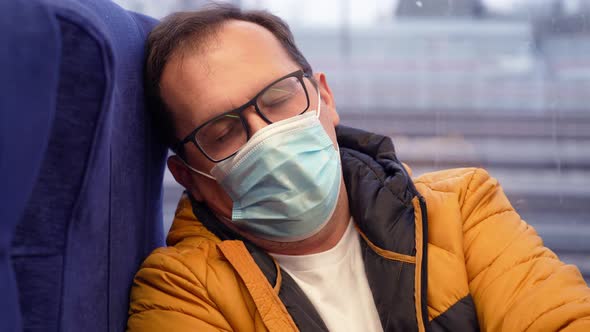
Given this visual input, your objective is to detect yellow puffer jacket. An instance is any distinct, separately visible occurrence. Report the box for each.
[128,127,590,332]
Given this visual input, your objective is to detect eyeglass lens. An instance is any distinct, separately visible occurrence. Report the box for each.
[195,75,310,161]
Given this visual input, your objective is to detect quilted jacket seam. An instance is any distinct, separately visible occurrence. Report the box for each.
[129,308,231,331]
[521,295,590,332]
[463,209,515,234]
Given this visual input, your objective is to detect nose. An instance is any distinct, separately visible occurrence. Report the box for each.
[242,105,270,136]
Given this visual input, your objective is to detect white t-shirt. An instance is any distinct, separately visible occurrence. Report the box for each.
[270,220,384,332]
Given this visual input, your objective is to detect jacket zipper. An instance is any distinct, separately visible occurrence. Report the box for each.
[418,195,430,332]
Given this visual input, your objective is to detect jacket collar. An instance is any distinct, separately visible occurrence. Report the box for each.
[338,126,428,332]
[337,125,419,256]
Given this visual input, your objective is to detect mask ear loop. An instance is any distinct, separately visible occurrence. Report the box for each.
[313,80,341,153]
[179,157,216,180]
[315,83,322,119]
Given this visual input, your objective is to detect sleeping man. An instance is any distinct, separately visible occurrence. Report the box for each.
[127,4,590,332]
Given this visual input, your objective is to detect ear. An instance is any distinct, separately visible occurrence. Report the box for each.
[167,155,204,201]
[313,72,339,126]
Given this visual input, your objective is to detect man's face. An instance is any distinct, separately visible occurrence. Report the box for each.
[160,20,340,236]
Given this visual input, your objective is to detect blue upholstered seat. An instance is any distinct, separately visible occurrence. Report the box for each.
[0,1,166,331]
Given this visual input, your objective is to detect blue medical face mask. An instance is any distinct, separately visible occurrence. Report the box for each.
[183,92,342,242]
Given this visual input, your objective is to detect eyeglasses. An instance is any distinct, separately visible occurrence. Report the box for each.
[175,69,314,163]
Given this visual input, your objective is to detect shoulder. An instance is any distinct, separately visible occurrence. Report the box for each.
[128,235,241,317]
[137,235,227,287]
[412,168,504,245]
[413,167,491,189]
[413,167,495,200]
[128,234,249,330]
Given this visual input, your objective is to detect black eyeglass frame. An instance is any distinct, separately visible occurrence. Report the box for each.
[174,69,314,163]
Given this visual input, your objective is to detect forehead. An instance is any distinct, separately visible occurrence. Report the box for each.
[160,20,300,134]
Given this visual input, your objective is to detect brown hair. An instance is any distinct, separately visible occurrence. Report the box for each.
[145,3,313,149]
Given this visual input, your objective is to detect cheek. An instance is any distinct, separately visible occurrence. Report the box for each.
[188,149,214,172]
[199,181,234,216]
